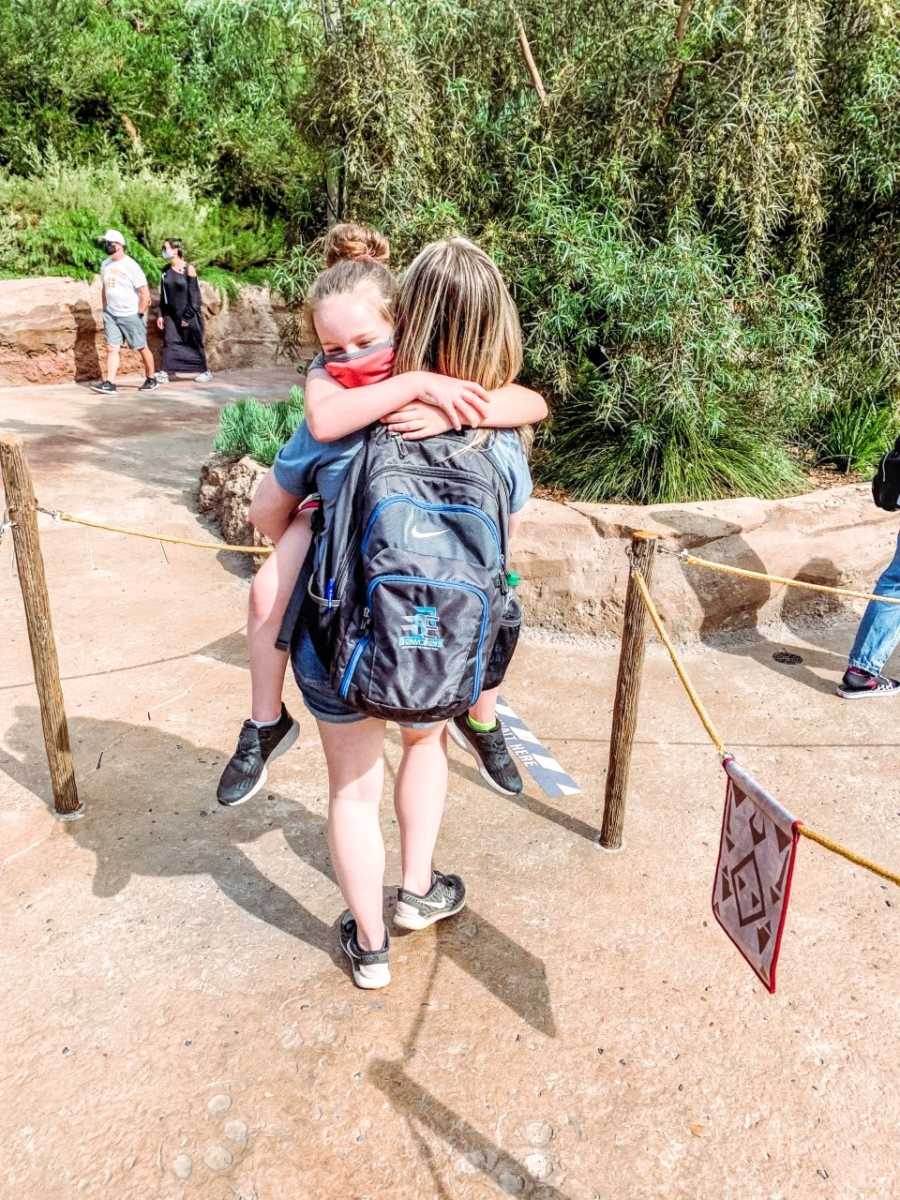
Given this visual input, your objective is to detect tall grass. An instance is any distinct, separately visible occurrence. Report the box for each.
[213,391,305,467]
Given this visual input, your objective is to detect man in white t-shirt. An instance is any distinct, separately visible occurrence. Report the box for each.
[90,229,159,394]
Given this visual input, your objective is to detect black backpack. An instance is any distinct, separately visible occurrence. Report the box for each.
[300,426,516,723]
[873,436,900,511]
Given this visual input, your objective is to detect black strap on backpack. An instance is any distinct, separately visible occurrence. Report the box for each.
[872,437,900,511]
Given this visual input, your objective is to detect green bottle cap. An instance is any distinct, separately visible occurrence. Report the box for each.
[505,570,521,588]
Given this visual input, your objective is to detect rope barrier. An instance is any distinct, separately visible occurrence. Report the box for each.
[34,504,272,555]
[631,571,728,757]
[798,826,900,888]
[632,569,900,889]
[13,485,900,885]
[659,544,900,607]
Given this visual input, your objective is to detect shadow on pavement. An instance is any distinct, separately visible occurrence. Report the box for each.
[2,705,557,1037]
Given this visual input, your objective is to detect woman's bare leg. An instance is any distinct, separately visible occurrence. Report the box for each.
[319,717,388,951]
[393,722,448,897]
[247,510,312,722]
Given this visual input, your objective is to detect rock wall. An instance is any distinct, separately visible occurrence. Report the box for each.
[197,454,271,557]
[514,489,896,637]
[0,275,291,386]
[197,455,896,638]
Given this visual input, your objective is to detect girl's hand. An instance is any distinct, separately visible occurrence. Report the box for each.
[382,402,455,440]
[156,317,164,331]
[416,375,489,430]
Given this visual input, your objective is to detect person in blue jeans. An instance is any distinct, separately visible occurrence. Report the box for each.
[838,534,900,698]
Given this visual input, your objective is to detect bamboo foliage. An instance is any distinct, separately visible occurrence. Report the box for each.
[1,0,898,500]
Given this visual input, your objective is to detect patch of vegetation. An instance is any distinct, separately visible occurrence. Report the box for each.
[213,390,305,467]
[0,157,284,290]
[3,1,900,503]
[813,401,899,475]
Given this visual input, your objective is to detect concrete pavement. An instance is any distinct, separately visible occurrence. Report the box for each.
[1,373,898,1199]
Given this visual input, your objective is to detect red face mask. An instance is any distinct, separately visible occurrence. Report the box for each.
[323,340,395,389]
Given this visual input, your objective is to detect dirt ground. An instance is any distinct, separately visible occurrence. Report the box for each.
[1,373,898,1200]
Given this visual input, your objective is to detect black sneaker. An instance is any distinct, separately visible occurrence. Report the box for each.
[394,870,466,931]
[139,376,160,391]
[448,715,523,795]
[216,704,299,806]
[836,667,900,699]
[339,912,390,988]
[90,380,116,394]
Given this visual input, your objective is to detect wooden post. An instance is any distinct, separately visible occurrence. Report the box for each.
[600,531,657,849]
[0,436,81,817]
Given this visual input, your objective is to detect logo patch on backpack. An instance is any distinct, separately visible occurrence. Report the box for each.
[399,605,444,650]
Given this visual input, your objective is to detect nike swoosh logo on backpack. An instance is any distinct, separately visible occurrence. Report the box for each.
[410,527,446,539]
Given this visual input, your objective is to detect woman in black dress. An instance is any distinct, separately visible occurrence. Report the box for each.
[156,239,212,382]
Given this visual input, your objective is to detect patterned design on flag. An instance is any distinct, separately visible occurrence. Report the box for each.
[712,758,800,994]
[496,698,581,798]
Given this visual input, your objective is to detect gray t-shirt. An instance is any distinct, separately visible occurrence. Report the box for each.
[101,255,148,316]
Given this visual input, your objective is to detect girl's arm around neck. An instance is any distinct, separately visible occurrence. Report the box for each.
[304,369,429,442]
[304,369,489,442]
[480,383,547,427]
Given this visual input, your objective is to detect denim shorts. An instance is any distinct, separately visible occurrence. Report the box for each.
[103,310,148,350]
[293,630,367,724]
[292,630,434,728]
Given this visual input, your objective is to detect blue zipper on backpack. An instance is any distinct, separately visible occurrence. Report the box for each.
[338,575,490,702]
[339,634,370,698]
[361,496,503,563]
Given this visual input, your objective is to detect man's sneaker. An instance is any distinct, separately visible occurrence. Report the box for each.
[195,371,213,383]
[448,715,523,795]
[90,380,116,394]
[139,376,160,391]
[836,667,900,699]
[394,870,466,931]
[339,912,390,988]
[216,704,299,806]
[155,371,170,384]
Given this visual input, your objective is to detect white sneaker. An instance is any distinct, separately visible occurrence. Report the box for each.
[394,870,467,930]
[195,371,213,383]
[339,912,390,989]
[155,371,170,383]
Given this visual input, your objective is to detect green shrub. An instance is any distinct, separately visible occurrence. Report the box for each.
[0,156,285,287]
[213,390,305,467]
[814,401,898,475]
[2,1,900,506]
[0,0,317,215]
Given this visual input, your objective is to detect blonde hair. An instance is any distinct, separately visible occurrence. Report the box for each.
[393,237,522,388]
[393,236,530,452]
[304,222,397,345]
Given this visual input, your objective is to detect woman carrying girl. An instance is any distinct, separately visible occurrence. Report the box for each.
[216,225,544,810]
[155,238,213,384]
[219,226,541,988]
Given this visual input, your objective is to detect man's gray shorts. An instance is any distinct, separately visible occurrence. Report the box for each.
[102,311,147,350]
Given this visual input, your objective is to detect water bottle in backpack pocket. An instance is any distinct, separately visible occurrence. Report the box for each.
[482,592,523,692]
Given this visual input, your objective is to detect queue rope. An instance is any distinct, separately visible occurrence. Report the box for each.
[14,496,900,884]
[631,569,900,889]
[34,504,272,555]
[658,543,900,607]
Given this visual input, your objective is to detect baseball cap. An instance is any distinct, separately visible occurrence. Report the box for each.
[100,229,126,246]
